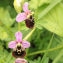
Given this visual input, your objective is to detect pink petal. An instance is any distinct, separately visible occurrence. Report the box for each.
[16,13,27,22]
[15,31,22,42]
[22,40,30,48]
[8,41,16,49]
[23,2,29,13]
[15,58,27,63]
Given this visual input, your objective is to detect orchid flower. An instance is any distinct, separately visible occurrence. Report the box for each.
[8,31,30,49]
[15,58,28,63]
[16,2,32,22]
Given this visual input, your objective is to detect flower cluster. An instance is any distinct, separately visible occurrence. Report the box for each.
[8,2,33,63]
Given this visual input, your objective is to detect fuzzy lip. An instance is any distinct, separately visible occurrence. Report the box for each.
[8,31,30,49]
[16,2,31,22]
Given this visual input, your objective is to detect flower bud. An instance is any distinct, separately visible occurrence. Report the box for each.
[13,0,24,13]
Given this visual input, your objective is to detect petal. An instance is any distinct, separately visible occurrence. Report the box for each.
[22,40,30,48]
[8,41,16,49]
[15,31,22,42]
[15,58,27,63]
[23,2,29,12]
[16,13,27,22]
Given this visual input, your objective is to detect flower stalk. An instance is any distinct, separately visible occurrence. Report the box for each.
[23,27,36,40]
[8,1,35,63]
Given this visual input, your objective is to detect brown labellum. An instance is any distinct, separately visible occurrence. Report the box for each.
[25,15,34,28]
[12,45,26,58]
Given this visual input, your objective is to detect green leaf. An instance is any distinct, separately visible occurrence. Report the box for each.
[29,0,52,9]
[37,1,63,36]
[0,26,8,40]
[41,57,49,63]
[0,7,15,27]
[38,0,52,7]
[52,50,63,63]
[29,0,39,9]
[38,0,61,20]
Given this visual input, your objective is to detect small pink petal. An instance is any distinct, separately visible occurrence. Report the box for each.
[15,58,27,63]
[8,41,16,49]
[23,2,29,13]
[15,31,22,42]
[16,13,27,22]
[22,40,30,48]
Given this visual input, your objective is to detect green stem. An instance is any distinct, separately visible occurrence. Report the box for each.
[27,44,63,57]
[52,50,63,63]
[18,22,20,31]
[23,27,36,40]
[41,33,54,62]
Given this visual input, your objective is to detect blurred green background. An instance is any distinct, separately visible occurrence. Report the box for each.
[0,0,63,63]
